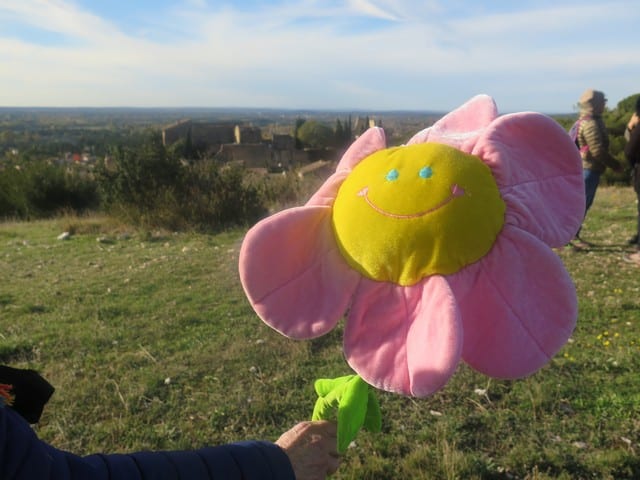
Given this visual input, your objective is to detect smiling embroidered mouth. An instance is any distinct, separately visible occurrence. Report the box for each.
[357,184,465,219]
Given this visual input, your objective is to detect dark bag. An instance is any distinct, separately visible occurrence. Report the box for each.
[0,365,54,423]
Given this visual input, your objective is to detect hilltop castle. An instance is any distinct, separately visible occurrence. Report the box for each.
[160,115,382,173]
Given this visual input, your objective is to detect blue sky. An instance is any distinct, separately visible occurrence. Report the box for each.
[1,0,638,113]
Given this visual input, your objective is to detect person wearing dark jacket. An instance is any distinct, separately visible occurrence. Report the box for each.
[0,366,339,480]
[624,96,640,262]
[574,89,623,246]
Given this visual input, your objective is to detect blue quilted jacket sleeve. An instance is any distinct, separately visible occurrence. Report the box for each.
[1,406,295,480]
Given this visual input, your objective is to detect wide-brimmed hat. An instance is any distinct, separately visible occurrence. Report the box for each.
[579,89,607,111]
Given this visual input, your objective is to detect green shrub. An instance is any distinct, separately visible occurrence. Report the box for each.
[96,132,183,217]
[178,160,268,230]
[95,132,271,231]
[248,170,303,210]
[0,165,28,218]
[0,160,98,220]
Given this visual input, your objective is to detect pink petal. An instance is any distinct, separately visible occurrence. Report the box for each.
[447,225,577,379]
[239,206,360,339]
[472,112,585,247]
[407,94,498,151]
[336,127,386,171]
[344,276,462,397]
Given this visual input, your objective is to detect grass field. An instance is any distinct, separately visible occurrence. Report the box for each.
[1,186,639,479]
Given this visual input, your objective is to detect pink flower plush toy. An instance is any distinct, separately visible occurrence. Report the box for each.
[239,95,584,401]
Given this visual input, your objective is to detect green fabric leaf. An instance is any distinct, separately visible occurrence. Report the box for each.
[336,375,368,452]
[363,389,382,432]
[311,374,382,453]
[314,375,354,398]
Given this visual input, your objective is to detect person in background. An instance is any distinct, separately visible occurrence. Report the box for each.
[574,88,623,247]
[625,111,639,141]
[623,97,640,263]
[0,365,339,480]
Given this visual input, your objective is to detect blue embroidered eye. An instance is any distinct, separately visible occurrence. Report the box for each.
[419,166,433,179]
[386,168,399,181]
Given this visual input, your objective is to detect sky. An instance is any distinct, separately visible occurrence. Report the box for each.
[1,0,639,114]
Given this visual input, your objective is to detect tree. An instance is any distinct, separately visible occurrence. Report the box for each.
[296,120,334,149]
[294,117,306,149]
[335,119,344,147]
[334,116,352,149]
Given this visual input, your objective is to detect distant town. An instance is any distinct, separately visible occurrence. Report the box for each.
[0,107,446,174]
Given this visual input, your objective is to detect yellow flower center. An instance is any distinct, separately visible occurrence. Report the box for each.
[331,142,505,286]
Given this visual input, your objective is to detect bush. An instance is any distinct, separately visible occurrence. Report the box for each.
[95,132,270,231]
[96,132,186,228]
[178,160,268,230]
[0,165,28,218]
[1,130,309,229]
[0,161,99,220]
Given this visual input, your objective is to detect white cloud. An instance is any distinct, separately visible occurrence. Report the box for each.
[347,0,403,21]
[0,0,639,111]
[0,0,123,43]
[183,0,208,8]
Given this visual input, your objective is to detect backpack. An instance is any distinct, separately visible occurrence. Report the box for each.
[568,116,590,154]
